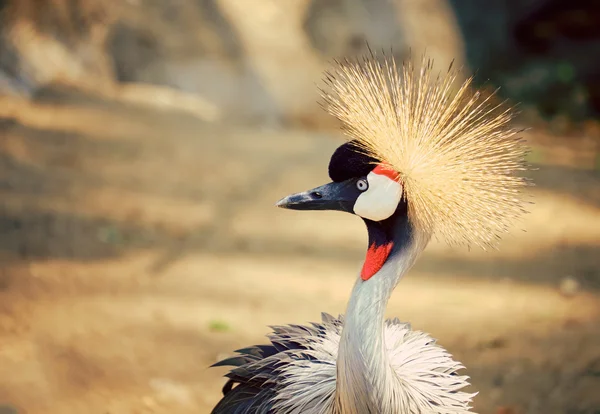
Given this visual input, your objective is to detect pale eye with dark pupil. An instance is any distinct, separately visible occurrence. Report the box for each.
[356,179,368,191]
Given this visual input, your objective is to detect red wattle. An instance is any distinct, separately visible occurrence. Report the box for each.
[361,241,394,281]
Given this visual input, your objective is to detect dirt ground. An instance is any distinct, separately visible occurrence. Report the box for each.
[0,88,599,414]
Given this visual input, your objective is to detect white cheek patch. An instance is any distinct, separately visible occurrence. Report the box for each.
[353,172,403,221]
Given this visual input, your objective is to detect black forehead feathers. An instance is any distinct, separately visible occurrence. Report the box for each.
[328,140,380,182]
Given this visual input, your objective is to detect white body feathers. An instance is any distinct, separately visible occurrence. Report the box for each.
[271,313,474,414]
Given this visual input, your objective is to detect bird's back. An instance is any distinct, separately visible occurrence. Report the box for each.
[211,313,341,414]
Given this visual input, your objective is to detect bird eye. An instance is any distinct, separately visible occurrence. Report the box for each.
[356,179,368,192]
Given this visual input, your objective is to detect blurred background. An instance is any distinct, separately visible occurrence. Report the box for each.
[0,0,598,413]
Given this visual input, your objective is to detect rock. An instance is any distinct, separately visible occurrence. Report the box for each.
[149,378,193,407]
[141,395,156,409]
[559,276,580,297]
[0,405,18,414]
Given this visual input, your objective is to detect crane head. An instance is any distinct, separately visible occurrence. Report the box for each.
[278,52,531,250]
[276,140,405,222]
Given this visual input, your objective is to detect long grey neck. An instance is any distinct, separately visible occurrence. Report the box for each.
[334,214,429,413]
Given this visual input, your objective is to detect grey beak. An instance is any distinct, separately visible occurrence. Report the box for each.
[275,180,357,213]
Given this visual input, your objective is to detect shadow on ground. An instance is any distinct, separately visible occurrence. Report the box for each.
[0,102,599,290]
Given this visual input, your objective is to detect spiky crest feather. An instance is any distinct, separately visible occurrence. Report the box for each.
[321,52,531,249]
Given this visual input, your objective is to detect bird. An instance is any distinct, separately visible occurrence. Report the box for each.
[210,52,530,414]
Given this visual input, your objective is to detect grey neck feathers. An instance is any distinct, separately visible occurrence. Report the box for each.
[334,214,429,413]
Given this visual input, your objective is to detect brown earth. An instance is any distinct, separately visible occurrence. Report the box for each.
[0,89,599,414]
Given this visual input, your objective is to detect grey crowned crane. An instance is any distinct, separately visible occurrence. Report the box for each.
[211,54,530,414]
